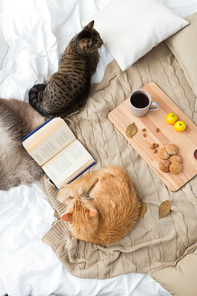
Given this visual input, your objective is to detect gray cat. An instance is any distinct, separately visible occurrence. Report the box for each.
[0,98,45,190]
[29,20,103,118]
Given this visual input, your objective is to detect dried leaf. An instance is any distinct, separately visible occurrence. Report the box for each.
[159,200,171,219]
[140,202,147,218]
[126,123,138,138]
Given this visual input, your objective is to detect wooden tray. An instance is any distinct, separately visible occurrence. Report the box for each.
[108,82,197,191]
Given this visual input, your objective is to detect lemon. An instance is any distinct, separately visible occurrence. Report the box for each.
[174,121,186,132]
[166,113,177,125]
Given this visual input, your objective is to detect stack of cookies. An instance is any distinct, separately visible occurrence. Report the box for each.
[158,144,183,174]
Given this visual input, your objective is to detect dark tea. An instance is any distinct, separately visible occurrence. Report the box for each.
[130,92,149,108]
[194,149,197,160]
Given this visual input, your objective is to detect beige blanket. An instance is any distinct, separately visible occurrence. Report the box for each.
[41,12,197,295]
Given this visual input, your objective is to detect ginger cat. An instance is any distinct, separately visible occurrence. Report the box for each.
[58,166,141,245]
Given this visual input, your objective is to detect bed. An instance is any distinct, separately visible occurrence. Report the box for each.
[0,0,197,295]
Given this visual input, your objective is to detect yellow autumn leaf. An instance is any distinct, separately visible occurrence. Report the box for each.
[126,123,138,138]
[159,200,171,219]
[140,202,147,218]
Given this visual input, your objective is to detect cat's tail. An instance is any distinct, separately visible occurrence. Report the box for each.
[29,84,51,117]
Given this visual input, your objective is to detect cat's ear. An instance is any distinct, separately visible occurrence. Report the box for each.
[86,20,94,31]
[61,212,70,222]
[88,209,98,218]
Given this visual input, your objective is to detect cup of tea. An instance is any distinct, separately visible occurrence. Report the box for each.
[129,89,159,117]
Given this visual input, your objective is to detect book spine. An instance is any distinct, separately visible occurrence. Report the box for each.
[67,160,96,184]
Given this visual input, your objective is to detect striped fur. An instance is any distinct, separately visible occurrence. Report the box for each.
[29,21,103,118]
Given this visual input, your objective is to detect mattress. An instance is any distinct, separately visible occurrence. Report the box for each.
[0,0,197,295]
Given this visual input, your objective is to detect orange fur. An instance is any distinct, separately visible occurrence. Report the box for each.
[58,166,141,245]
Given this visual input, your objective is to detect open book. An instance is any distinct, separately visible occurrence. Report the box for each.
[22,117,96,189]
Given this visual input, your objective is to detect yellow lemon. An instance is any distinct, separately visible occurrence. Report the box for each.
[174,121,186,132]
[165,113,177,125]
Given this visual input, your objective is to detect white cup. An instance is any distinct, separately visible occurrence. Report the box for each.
[129,89,159,117]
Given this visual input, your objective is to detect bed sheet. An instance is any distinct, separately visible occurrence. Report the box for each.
[0,0,197,296]
[0,0,8,69]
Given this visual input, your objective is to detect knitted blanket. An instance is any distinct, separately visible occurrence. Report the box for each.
[41,12,197,289]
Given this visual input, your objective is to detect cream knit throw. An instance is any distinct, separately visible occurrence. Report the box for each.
[41,14,197,280]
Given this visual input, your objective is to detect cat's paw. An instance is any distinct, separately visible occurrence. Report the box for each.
[57,191,70,204]
[57,187,75,204]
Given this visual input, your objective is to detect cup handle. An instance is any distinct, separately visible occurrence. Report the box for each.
[149,101,160,111]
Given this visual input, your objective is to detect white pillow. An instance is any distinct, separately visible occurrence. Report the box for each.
[82,0,189,71]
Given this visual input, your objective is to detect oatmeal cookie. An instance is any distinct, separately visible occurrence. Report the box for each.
[159,160,171,172]
[166,144,178,155]
[169,162,183,174]
[170,155,183,164]
[158,147,170,160]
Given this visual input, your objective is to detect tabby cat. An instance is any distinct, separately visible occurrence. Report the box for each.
[0,98,45,190]
[29,21,103,118]
[58,166,141,245]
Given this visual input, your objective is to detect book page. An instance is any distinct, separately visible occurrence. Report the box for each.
[42,140,94,188]
[23,118,62,147]
[23,118,56,145]
[23,118,76,166]
[57,159,95,188]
